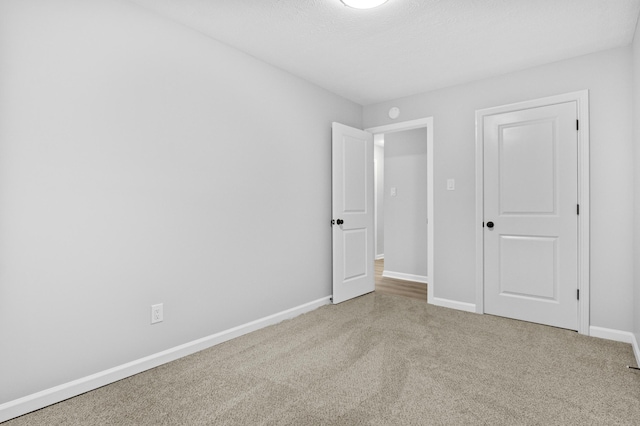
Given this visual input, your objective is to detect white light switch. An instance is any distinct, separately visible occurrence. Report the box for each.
[390,187,397,197]
[447,179,455,191]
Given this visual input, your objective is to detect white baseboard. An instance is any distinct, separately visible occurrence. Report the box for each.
[632,333,640,367]
[589,326,634,343]
[430,297,476,313]
[375,254,384,260]
[631,333,640,367]
[0,296,331,424]
[589,326,640,367]
[382,270,428,284]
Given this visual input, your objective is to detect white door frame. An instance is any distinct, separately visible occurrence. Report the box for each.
[373,134,385,260]
[366,117,434,303]
[475,91,590,335]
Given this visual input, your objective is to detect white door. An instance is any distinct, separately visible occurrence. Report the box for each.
[483,102,578,330]
[332,122,375,304]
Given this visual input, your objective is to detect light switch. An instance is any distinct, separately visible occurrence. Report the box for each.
[447,179,455,191]
[390,187,397,197]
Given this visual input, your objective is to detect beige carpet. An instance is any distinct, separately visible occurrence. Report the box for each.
[5,293,640,425]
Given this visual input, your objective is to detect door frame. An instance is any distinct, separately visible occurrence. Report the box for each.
[365,117,434,303]
[373,134,385,260]
[474,91,590,335]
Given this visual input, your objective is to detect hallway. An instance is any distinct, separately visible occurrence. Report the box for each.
[374,259,427,301]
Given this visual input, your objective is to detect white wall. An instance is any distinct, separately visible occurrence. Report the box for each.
[633,19,640,345]
[364,47,635,332]
[383,128,428,278]
[374,142,385,258]
[0,0,361,405]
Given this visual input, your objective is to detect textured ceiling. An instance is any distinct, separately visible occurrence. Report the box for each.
[128,0,640,105]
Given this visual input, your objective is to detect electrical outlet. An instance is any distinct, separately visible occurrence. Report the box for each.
[151,303,163,324]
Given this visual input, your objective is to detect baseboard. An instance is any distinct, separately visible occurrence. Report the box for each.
[382,270,428,284]
[430,297,476,313]
[589,326,635,343]
[632,333,640,367]
[0,296,331,424]
[375,254,384,260]
[589,326,640,367]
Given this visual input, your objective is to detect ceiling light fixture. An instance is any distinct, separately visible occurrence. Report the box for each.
[340,0,388,9]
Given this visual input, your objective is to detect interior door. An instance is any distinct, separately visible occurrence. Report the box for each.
[332,122,374,304]
[483,102,578,330]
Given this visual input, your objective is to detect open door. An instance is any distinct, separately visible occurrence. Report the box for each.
[332,122,375,304]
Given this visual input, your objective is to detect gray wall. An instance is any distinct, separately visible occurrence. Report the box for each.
[633,19,640,346]
[364,47,635,332]
[383,128,428,278]
[374,143,385,258]
[0,0,361,404]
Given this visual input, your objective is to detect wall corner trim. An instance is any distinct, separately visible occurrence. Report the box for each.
[633,333,640,367]
[430,297,476,313]
[589,326,640,366]
[0,296,332,423]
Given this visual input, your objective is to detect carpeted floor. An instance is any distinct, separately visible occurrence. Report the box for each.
[5,293,640,425]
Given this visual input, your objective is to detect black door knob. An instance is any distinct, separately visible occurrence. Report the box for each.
[486,221,494,229]
[337,219,344,225]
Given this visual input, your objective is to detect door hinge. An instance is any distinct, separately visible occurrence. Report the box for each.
[577,289,580,300]
[576,120,579,131]
[577,204,579,215]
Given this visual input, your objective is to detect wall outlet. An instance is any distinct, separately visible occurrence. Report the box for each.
[151,303,163,324]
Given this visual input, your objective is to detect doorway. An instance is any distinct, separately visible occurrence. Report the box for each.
[366,117,434,303]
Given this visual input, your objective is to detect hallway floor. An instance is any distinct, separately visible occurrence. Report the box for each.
[374,258,427,301]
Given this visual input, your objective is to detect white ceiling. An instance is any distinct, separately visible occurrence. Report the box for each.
[129,0,640,105]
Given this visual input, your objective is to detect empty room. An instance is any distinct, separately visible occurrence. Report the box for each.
[1,0,640,424]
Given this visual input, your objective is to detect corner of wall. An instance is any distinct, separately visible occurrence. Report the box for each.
[632,8,640,352]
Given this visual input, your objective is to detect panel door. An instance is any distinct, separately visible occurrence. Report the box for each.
[332,122,374,304]
[484,102,578,330]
